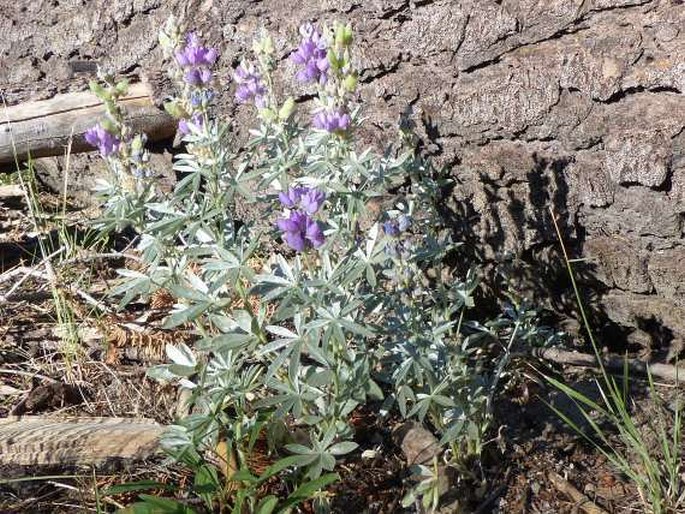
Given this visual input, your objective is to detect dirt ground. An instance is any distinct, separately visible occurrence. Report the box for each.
[0,187,649,513]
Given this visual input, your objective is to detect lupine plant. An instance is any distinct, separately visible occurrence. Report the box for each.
[84,16,548,513]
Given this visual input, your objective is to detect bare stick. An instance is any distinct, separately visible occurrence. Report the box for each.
[547,471,610,514]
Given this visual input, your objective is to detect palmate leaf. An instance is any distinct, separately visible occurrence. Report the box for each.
[279,473,340,511]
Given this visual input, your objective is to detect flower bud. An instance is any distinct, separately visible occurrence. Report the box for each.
[89,80,107,100]
[115,79,129,96]
[163,100,188,119]
[100,118,117,134]
[278,97,296,120]
[343,73,358,93]
[334,23,353,48]
[327,49,341,71]
[253,34,275,57]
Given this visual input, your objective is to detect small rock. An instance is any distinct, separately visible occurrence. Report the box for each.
[393,421,441,466]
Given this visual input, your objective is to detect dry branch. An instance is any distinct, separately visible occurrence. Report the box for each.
[0,82,175,167]
[531,347,685,384]
[547,471,610,514]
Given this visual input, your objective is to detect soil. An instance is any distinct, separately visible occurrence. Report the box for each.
[0,188,657,513]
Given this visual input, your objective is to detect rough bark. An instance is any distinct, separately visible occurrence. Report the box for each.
[1,0,684,355]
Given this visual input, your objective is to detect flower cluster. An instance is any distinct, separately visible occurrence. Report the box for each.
[383,214,411,237]
[276,186,326,251]
[291,23,329,84]
[175,32,217,86]
[312,107,350,133]
[383,214,413,259]
[178,113,204,135]
[278,186,326,214]
[84,124,120,157]
[233,63,267,108]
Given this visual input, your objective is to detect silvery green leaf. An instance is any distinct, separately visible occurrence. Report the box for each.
[232,310,253,333]
[328,441,358,456]
[178,378,197,389]
[146,365,177,382]
[198,332,255,351]
[163,303,209,328]
[166,342,196,367]
[266,325,298,339]
[168,283,209,302]
[168,364,197,377]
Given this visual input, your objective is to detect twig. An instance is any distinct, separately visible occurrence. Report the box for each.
[0,368,57,383]
[547,471,609,514]
[56,251,144,268]
[526,347,684,384]
[0,247,64,303]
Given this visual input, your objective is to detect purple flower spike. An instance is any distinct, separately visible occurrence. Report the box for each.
[305,216,325,247]
[84,124,120,157]
[291,23,329,84]
[312,108,351,133]
[276,211,325,252]
[175,32,217,87]
[233,63,267,107]
[398,214,412,232]
[184,68,213,86]
[175,32,218,68]
[383,220,400,237]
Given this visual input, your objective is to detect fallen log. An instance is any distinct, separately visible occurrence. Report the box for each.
[530,347,685,384]
[0,415,164,466]
[0,82,175,167]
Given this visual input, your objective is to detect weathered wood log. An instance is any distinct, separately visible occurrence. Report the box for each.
[0,415,164,465]
[530,347,685,384]
[0,82,175,167]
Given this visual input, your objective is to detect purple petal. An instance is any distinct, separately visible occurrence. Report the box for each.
[284,231,306,252]
[278,191,296,208]
[305,218,325,247]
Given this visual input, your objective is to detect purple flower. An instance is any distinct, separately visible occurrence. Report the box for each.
[184,68,213,86]
[312,108,351,133]
[175,33,218,69]
[398,214,411,232]
[278,186,306,208]
[84,124,120,157]
[383,220,400,237]
[175,33,217,87]
[278,186,326,214]
[276,211,325,252]
[233,63,267,107]
[178,113,204,136]
[300,187,326,215]
[190,90,211,107]
[291,23,329,84]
